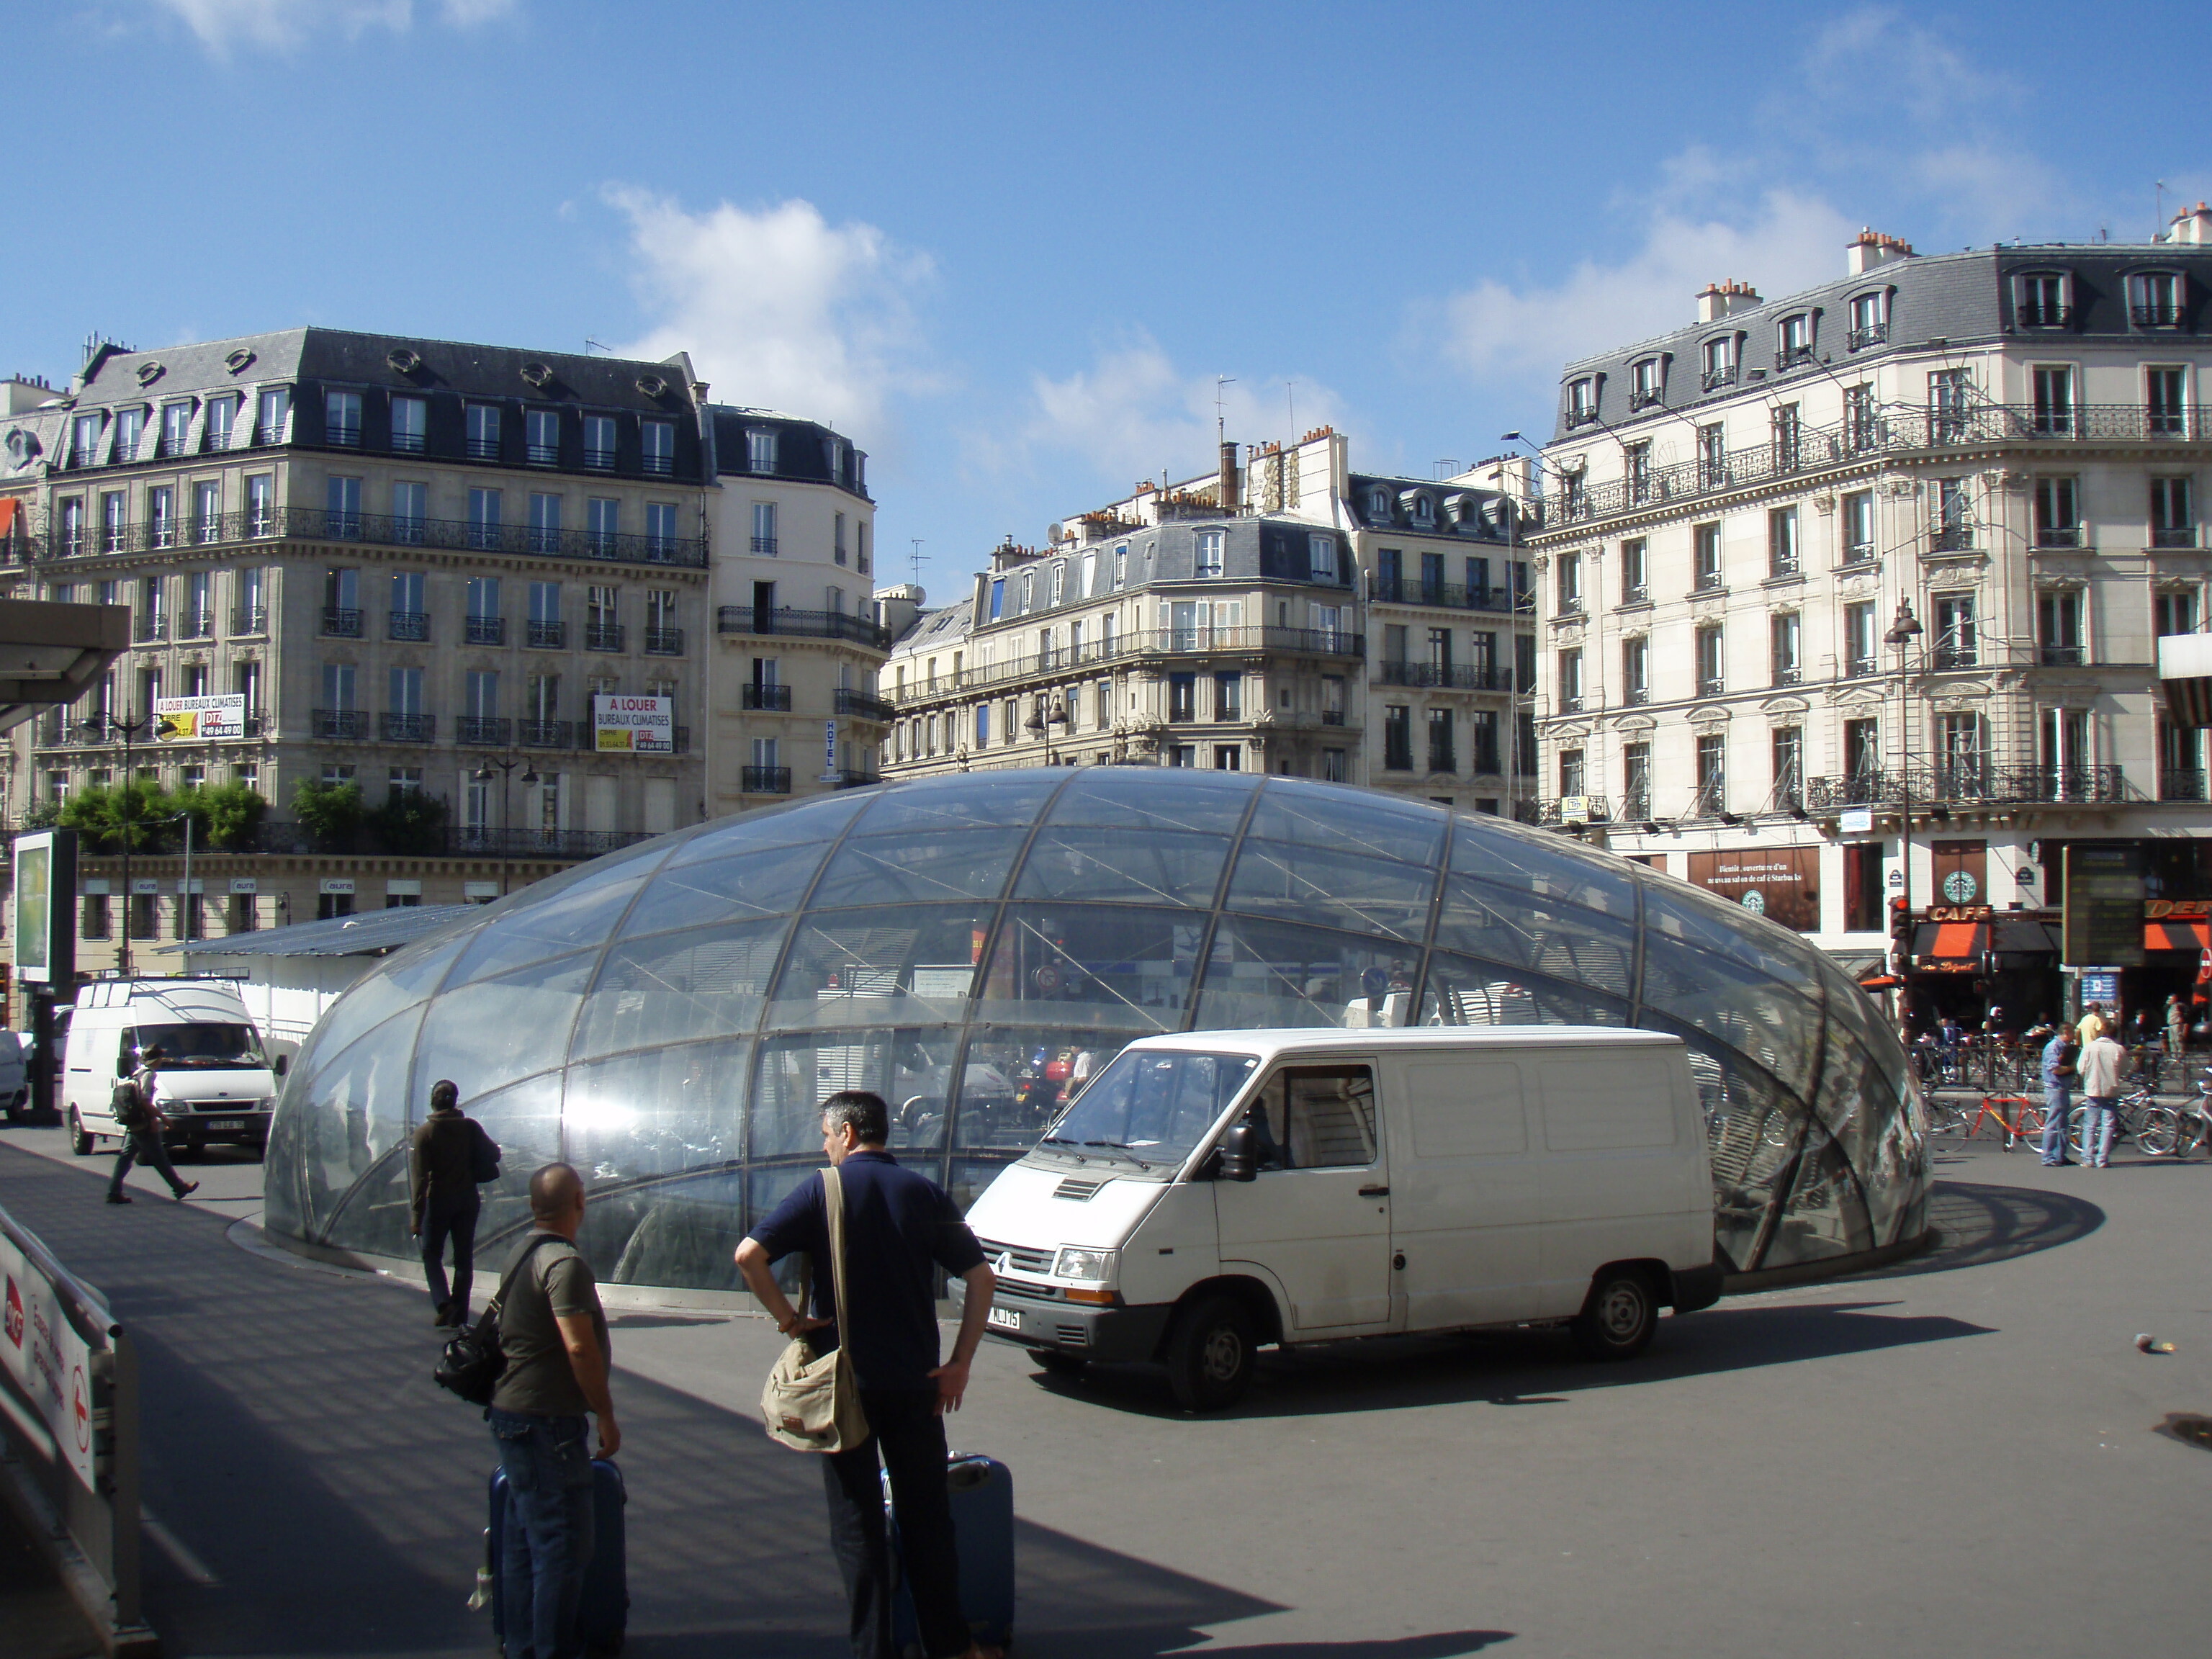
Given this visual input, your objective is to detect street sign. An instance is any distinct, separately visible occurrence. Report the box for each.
[1840,808,1874,835]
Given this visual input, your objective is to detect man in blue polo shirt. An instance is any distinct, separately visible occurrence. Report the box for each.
[736,1091,999,1659]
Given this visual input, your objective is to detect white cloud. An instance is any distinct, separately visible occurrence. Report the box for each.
[148,0,513,52]
[976,333,1347,502]
[604,189,934,436]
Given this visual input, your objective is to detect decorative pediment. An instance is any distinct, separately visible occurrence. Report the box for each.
[1761,696,1810,717]
[1689,703,1731,727]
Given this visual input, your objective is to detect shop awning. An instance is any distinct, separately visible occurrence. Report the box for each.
[0,499,20,539]
[1992,918,2063,956]
[1912,920,1987,966]
[2146,917,2211,952]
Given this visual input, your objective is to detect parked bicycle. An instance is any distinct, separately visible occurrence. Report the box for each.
[2067,1082,2157,1162]
[2138,1068,2212,1159]
[1965,1094,2047,1152]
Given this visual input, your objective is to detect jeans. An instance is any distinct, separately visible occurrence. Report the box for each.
[823,1388,968,1659]
[490,1408,596,1659]
[419,1194,480,1318]
[109,1125,188,1198]
[2040,1087,2072,1164]
[2077,1096,2117,1166]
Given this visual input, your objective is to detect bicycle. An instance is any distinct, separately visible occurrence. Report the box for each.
[1965,1094,2047,1152]
[2139,1075,2212,1159]
[2067,1084,2156,1162]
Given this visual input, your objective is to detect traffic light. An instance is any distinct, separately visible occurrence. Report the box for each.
[1889,896,1912,968]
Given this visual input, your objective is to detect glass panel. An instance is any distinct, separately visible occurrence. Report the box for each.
[572,920,787,1061]
[1244,778,1447,868]
[1012,827,1228,908]
[1419,953,1629,1030]
[751,1028,963,1159]
[318,1145,417,1261]
[284,929,472,1085]
[665,791,873,868]
[587,1169,750,1292]
[1637,889,1823,1094]
[565,1038,749,1182]
[619,843,827,938]
[765,907,992,1031]
[956,1029,1220,1156]
[287,1005,425,1238]
[1432,873,1637,1000]
[1450,817,1640,920]
[1678,1043,1802,1272]
[1639,876,1812,985]
[809,828,1028,908]
[850,773,1064,835]
[1195,917,1425,1030]
[413,951,595,1111]
[1043,768,1256,833]
[443,1070,567,1254]
[1765,1121,1874,1267]
[1225,838,1437,941]
[974,904,1200,1033]
[449,873,651,986]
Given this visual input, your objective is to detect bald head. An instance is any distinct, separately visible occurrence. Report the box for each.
[529,1162,585,1224]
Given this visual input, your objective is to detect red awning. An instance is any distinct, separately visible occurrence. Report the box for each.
[0,498,19,539]
[1912,920,1988,962]
[2146,918,2212,951]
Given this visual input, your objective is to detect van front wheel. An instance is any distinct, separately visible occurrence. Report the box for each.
[68,1110,94,1157]
[1571,1268,1657,1362]
[1165,1295,1256,1412]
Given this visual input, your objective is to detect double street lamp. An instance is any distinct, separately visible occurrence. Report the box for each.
[77,706,156,976]
[472,756,540,897]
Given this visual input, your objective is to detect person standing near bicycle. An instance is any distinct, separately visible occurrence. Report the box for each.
[2169,994,2190,1059]
[2038,1023,2079,1167]
[2077,1022,2126,1169]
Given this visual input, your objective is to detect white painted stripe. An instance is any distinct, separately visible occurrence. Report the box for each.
[142,1508,218,1585]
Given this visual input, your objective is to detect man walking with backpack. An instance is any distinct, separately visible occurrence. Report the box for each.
[104,1044,196,1205]
[410,1079,500,1326]
[735,1090,1001,1659]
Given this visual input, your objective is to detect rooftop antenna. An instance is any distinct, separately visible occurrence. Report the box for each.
[1286,379,1296,436]
[584,338,610,356]
[909,539,924,585]
[2156,180,2169,240]
[1215,375,1236,441]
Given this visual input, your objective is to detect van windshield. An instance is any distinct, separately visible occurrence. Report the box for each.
[1038,1050,1257,1169]
[134,1022,266,1069]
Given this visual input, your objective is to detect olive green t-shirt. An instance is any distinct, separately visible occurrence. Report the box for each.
[489,1234,610,1419]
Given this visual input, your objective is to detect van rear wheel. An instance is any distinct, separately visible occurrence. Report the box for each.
[1165,1295,1257,1412]
[68,1109,93,1157]
[1571,1268,1657,1362]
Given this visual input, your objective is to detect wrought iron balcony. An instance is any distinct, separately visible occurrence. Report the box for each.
[1696,678,1725,698]
[389,610,428,642]
[1846,323,1889,349]
[1775,345,1817,371]
[2152,526,2198,549]
[835,689,895,723]
[457,716,511,746]
[322,608,363,638]
[1806,764,2128,810]
[133,612,166,643]
[518,719,575,749]
[2036,525,2082,549]
[1536,796,1609,826]
[1929,644,1979,670]
[742,765,792,794]
[1700,366,1737,392]
[2018,303,2072,328]
[1624,686,1650,706]
[2038,644,2086,667]
[312,708,368,739]
[1364,575,1520,613]
[1564,405,1601,429]
[1621,585,1649,606]
[1771,667,1802,687]
[751,536,779,554]
[583,447,617,471]
[379,712,435,743]
[1320,708,1346,726]
[1929,526,1974,554]
[2132,304,2182,328]
[2160,769,2208,803]
[391,430,426,454]
[1768,556,1800,579]
[644,626,683,656]
[466,436,502,460]
[642,452,674,477]
[526,620,566,649]
[176,611,213,640]
[585,623,625,652]
[466,616,505,646]
[526,443,558,466]
[1373,661,1509,691]
[716,606,894,650]
[742,684,793,711]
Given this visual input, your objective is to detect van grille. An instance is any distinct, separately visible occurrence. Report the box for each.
[1054,1324,1089,1346]
[1052,1177,1107,1201]
[976,1239,1053,1276]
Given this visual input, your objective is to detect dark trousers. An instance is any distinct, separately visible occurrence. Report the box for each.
[419,1193,480,1317]
[490,1408,596,1659]
[823,1388,967,1659]
[109,1125,186,1198]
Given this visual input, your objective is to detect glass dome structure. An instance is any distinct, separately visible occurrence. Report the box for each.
[265,769,1927,1292]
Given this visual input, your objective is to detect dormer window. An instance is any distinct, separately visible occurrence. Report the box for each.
[1565,378,1599,428]
[1022,571,1035,611]
[1701,337,1736,391]
[1308,535,1339,582]
[1776,313,1814,369]
[2131,271,2184,328]
[1629,358,1663,410]
[1195,529,1225,577]
[2018,271,2072,328]
[1367,487,1393,522]
[1406,493,1435,529]
[1847,292,1888,350]
[1051,561,1066,603]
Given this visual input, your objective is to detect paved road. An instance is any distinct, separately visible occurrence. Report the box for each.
[2,1125,2209,1657]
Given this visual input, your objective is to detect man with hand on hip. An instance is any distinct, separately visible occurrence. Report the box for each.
[2076,1023,2125,1169]
[735,1091,1000,1659]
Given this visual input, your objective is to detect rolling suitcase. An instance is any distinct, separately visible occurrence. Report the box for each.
[485,1457,629,1655]
[885,1452,1014,1656]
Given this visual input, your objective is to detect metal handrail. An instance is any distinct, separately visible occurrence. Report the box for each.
[22,506,707,570]
[887,624,1365,705]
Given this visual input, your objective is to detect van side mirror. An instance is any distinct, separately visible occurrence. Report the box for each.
[274,1053,289,1077]
[1217,1122,1259,1183]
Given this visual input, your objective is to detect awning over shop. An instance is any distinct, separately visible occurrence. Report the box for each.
[2146,917,2211,952]
[1912,920,1987,967]
[1992,919,2063,956]
[0,499,20,539]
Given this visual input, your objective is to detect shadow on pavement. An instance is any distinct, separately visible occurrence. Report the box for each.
[1154,1635,1514,1658]
[1038,1298,1994,1421]
[1850,1179,2104,1280]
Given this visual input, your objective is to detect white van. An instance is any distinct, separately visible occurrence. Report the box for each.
[63,979,284,1161]
[963,1027,1720,1410]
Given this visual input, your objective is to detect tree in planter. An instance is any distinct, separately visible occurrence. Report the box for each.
[172,781,270,852]
[367,788,449,855]
[291,778,366,852]
[58,779,171,854]
[16,797,60,832]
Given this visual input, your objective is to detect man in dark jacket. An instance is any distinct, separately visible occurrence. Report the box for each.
[409,1079,498,1326]
[736,1090,1000,1659]
[105,1045,197,1205]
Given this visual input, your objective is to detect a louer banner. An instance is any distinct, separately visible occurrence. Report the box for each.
[0,1228,97,1489]
[593,693,673,753]
[153,694,248,742]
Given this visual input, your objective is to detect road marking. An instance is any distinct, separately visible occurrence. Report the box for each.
[142,1507,218,1585]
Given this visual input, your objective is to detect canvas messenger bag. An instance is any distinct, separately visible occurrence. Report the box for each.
[760,1163,870,1453]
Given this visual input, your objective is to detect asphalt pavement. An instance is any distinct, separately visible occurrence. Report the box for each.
[1,1123,2208,1658]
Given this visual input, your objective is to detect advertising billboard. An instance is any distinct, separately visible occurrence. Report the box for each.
[153,694,248,742]
[592,694,673,754]
[10,830,75,986]
[1687,846,1822,932]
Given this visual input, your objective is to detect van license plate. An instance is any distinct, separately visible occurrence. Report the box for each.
[986,1306,1022,1332]
[204,1118,244,1130]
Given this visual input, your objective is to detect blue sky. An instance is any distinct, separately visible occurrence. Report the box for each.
[11,1,2209,597]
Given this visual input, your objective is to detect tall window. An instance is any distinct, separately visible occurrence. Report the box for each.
[246,474,274,536]
[1696,423,1727,490]
[1557,648,1583,711]
[1772,727,1804,807]
[1848,291,1887,349]
[1426,707,1456,773]
[1383,706,1411,770]
[752,502,777,554]
[1694,734,1725,812]
[392,480,427,541]
[1844,600,1877,677]
[1559,749,1586,796]
[2129,271,2182,328]
[2152,477,2195,547]
[1934,593,1978,667]
[1694,522,1722,590]
[148,485,175,549]
[1565,379,1596,426]
[1557,552,1582,613]
[1845,383,1877,452]
[235,567,266,632]
[466,669,500,719]
[467,576,502,644]
[193,480,220,543]
[1770,612,1800,685]
[468,486,503,549]
[526,408,559,465]
[114,407,145,462]
[390,665,424,717]
[1308,535,1338,582]
[256,387,289,445]
[325,475,361,538]
[322,662,356,711]
[1630,357,1661,408]
[1770,403,1802,471]
[1845,717,1880,778]
[1933,477,1972,551]
[159,402,193,457]
[529,581,563,647]
[583,415,617,469]
[1928,369,1972,444]
[747,429,778,472]
[325,390,362,446]
[645,503,677,554]
[392,395,427,454]
[1777,313,1812,366]
[2147,367,2189,436]
[233,659,261,715]
[204,394,235,451]
[1196,530,1225,578]
[586,498,619,554]
[1695,625,1724,696]
[2038,590,2084,665]
[642,420,674,475]
[2020,273,2069,328]
[2034,477,2078,548]
[1622,636,1649,704]
[1619,538,1647,603]
[1622,742,1651,817]
[1701,336,1734,389]
[2031,365,2074,436]
[1624,441,1653,503]
[2156,588,2199,637]
[1938,712,1984,795]
[1842,490,1875,562]
[1768,505,1799,576]
[465,403,501,459]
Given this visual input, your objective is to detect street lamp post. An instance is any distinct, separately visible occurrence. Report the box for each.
[1885,600,1925,997]
[80,706,156,976]
[472,757,539,897]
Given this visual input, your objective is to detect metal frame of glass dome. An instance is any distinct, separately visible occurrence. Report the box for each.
[264,768,1928,1296]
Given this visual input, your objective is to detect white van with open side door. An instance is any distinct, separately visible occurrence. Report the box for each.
[962,1027,1721,1411]
[62,979,283,1161]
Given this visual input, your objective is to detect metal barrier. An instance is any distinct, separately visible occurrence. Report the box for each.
[0,1198,154,1655]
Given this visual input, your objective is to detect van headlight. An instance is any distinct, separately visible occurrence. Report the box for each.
[1051,1246,1118,1284]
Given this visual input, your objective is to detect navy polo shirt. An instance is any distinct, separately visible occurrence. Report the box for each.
[747,1150,986,1393]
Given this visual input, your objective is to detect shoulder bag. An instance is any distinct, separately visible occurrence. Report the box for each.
[468,1120,503,1185]
[433,1233,560,1406]
[759,1164,870,1453]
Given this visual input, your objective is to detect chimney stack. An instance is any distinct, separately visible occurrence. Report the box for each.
[1218,439,1240,512]
[2171,202,2212,246]
[1847,228,1916,275]
[1696,279,1763,323]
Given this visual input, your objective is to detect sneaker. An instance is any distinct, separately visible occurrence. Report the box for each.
[105,1193,132,1205]
[174,1181,199,1201]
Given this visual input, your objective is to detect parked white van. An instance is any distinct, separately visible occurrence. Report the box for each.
[62,979,283,1161]
[963,1027,1720,1410]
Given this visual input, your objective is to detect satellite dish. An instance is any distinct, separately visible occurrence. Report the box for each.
[1047,523,1064,543]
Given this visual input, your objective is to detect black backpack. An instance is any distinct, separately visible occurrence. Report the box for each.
[433,1234,557,1406]
[468,1121,502,1185]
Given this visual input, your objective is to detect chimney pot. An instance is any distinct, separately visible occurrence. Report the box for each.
[1218,439,1240,513]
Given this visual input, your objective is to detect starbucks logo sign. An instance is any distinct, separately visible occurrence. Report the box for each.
[1740,890,1766,914]
[1942,870,1979,904]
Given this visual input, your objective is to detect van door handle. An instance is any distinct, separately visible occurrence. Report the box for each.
[1359,1184,1390,1197]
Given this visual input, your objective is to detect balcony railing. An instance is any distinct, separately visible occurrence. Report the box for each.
[1807,764,2129,810]
[742,684,793,711]
[584,447,617,471]
[1775,345,1817,371]
[20,505,709,570]
[644,626,683,656]
[2152,526,2198,549]
[457,716,511,746]
[1370,660,1508,691]
[1929,644,1979,670]
[519,720,575,749]
[2038,644,2086,667]
[1624,686,1650,706]
[1929,526,1974,554]
[830,769,881,789]
[1700,366,1737,392]
[1771,667,1802,687]
[1536,796,1609,826]
[585,623,625,652]
[312,708,368,739]
[1320,708,1346,726]
[389,610,428,641]
[2036,525,2082,549]
[1365,574,1522,613]
[380,711,435,742]
[889,625,1366,706]
[1846,323,1889,349]
[176,611,213,639]
[751,536,779,554]
[2132,305,2182,328]
[1622,585,1649,606]
[742,765,792,794]
[1696,678,1725,698]
[642,451,674,477]
[835,688,896,722]
[526,620,566,649]
[716,606,895,649]
[466,436,502,460]
[322,607,363,637]
[466,616,505,646]
[392,430,426,454]
[2018,303,2073,328]
[527,443,559,466]
[2161,769,2208,802]
[133,612,166,643]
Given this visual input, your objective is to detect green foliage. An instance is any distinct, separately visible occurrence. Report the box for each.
[367,788,449,855]
[57,779,171,853]
[291,778,366,850]
[173,781,269,852]
[17,797,60,832]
